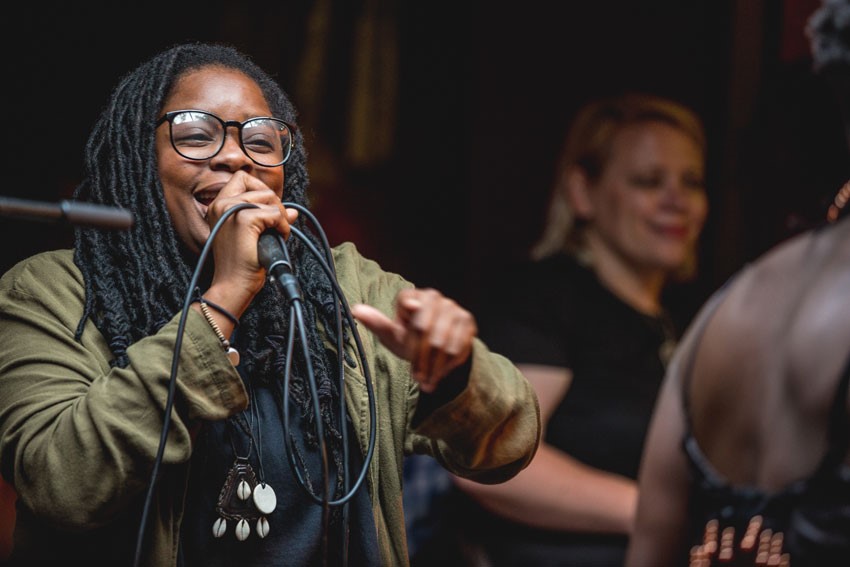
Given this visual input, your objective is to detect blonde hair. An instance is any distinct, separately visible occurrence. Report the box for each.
[530,93,707,280]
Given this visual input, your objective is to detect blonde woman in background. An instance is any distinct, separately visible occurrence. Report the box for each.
[453,93,709,566]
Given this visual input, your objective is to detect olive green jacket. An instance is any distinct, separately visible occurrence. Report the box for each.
[0,243,540,566]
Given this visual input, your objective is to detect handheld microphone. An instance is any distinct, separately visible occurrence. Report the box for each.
[257,230,303,301]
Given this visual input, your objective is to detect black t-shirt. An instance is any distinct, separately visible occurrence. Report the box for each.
[463,254,676,566]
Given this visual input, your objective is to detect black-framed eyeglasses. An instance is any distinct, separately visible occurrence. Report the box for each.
[155,110,294,167]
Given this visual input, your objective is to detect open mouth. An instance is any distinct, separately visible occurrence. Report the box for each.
[194,190,217,207]
[193,190,219,218]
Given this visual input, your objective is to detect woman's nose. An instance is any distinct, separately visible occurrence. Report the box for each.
[213,126,254,169]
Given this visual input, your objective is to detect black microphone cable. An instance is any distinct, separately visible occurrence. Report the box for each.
[283,201,378,509]
[258,226,334,566]
[133,202,255,567]
[284,221,377,507]
[272,203,379,565]
[285,202,353,563]
[245,214,378,566]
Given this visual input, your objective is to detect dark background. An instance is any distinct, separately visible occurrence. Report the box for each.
[2,0,847,331]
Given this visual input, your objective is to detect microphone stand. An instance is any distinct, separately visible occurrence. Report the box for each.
[0,196,134,230]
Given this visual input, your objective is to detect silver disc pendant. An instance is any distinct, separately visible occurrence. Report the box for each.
[235,518,250,541]
[253,483,277,515]
[256,516,270,539]
[212,517,227,538]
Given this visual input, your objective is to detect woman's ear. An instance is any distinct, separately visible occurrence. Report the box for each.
[563,166,595,220]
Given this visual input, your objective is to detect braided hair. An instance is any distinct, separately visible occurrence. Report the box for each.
[72,42,348,497]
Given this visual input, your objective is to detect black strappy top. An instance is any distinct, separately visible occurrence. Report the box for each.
[679,289,850,566]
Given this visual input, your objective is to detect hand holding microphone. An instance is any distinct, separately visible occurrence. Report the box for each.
[200,172,299,321]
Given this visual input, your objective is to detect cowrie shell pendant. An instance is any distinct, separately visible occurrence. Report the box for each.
[237,479,252,501]
[212,517,227,538]
[235,518,250,541]
[256,516,270,538]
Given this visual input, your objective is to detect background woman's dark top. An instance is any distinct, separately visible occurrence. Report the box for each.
[458,253,677,566]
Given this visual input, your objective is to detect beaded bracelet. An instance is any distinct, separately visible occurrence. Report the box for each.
[198,300,240,367]
[200,296,239,327]
[192,287,239,327]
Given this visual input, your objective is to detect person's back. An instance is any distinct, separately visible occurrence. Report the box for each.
[627,215,850,566]
[690,215,849,493]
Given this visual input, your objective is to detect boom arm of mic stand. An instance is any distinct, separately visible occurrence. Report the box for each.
[0,196,134,230]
